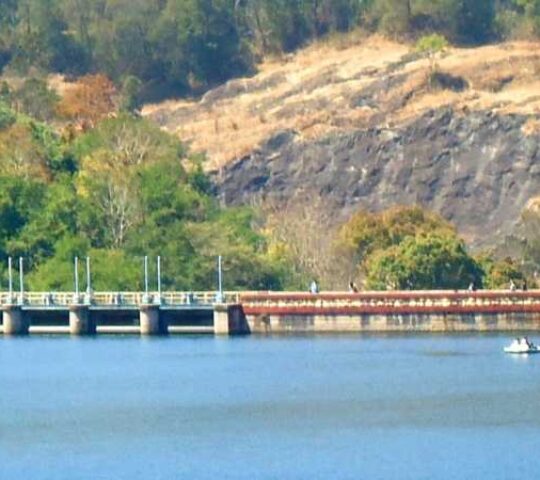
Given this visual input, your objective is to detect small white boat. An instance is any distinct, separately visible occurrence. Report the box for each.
[504,337,540,354]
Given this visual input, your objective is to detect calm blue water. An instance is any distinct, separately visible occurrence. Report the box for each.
[1,334,539,479]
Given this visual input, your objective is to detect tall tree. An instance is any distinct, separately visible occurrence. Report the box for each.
[153,0,248,90]
[13,0,87,72]
[0,0,17,70]
[375,0,412,35]
[454,0,495,43]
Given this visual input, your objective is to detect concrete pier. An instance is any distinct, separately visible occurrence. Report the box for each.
[2,305,29,335]
[213,304,248,335]
[140,305,166,335]
[213,305,230,335]
[69,305,96,336]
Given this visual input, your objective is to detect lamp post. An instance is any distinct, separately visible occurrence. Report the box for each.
[86,257,91,293]
[74,257,79,295]
[8,257,13,301]
[142,255,150,304]
[18,257,24,304]
[84,256,92,305]
[157,256,162,303]
[216,255,224,303]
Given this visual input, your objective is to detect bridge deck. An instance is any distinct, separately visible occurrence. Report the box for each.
[0,291,238,309]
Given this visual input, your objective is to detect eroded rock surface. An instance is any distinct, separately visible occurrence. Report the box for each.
[215,108,540,246]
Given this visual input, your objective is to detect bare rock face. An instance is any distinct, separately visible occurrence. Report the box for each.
[215,108,540,246]
[142,38,540,248]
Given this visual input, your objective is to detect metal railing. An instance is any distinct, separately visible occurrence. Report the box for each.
[4,289,539,313]
[0,291,241,307]
[238,290,540,315]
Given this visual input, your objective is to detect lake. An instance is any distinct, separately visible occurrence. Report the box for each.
[1,334,539,479]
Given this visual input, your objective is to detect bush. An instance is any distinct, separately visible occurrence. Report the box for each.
[416,33,449,60]
[429,71,468,91]
[13,78,59,121]
[0,102,16,130]
[478,256,525,289]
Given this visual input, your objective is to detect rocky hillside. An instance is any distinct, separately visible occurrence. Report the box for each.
[143,35,540,246]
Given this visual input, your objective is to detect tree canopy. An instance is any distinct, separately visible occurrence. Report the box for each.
[365,233,483,290]
[0,100,295,291]
[337,206,485,290]
[0,1,538,100]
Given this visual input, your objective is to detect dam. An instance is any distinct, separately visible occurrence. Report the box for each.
[1,289,540,336]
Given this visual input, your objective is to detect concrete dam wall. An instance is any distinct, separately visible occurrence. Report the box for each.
[239,291,540,334]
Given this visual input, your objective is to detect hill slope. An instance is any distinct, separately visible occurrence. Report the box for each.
[143,36,540,246]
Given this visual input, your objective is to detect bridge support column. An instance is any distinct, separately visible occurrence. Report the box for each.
[214,304,248,335]
[140,305,166,336]
[69,305,96,336]
[2,305,29,336]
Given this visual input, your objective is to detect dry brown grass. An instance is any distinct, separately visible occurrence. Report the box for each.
[143,36,408,169]
[142,37,540,170]
[47,74,76,96]
[523,118,540,136]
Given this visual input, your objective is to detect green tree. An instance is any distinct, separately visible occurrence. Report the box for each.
[415,33,449,88]
[8,176,79,263]
[0,101,16,130]
[28,237,142,291]
[26,234,89,290]
[373,0,411,35]
[454,0,495,43]
[151,0,250,93]
[0,175,46,260]
[88,249,142,290]
[338,205,455,264]
[265,0,310,51]
[120,75,143,112]
[312,0,361,33]
[0,123,50,179]
[13,77,59,121]
[183,207,289,290]
[477,255,525,289]
[12,0,87,73]
[91,0,162,82]
[0,0,17,70]
[74,115,186,247]
[513,0,540,34]
[365,233,483,290]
